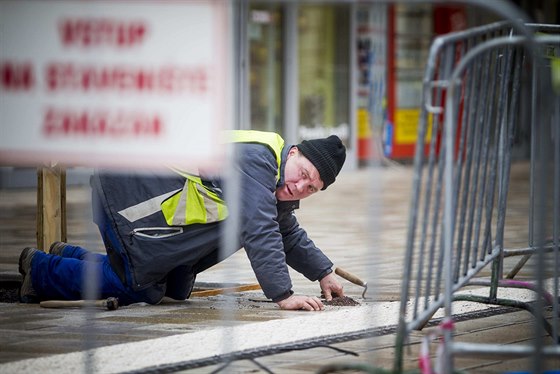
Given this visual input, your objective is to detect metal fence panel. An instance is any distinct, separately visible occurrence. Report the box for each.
[395,22,560,373]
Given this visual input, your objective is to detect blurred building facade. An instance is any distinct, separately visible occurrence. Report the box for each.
[1,1,557,187]
[242,1,557,166]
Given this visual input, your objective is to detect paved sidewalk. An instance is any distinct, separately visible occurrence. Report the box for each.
[0,163,558,373]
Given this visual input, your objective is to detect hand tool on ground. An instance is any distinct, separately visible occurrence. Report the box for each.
[39,297,119,310]
[190,283,261,297]
[334,267,368,298]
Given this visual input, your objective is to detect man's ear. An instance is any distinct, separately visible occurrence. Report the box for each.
[287,146,298,158]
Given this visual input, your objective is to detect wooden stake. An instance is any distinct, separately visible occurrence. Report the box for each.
[36,166,66,252]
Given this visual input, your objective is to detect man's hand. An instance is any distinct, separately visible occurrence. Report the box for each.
[319,272,344,301]
[276,295,324,311]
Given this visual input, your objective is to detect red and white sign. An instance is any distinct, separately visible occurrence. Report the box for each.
[0,0,231,169]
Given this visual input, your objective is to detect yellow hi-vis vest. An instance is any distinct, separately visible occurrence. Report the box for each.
[160,130,285,226]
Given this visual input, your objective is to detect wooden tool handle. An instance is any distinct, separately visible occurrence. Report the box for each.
[190,283,261,297]
[39,299,114,309]
[335,267,366,287]
[40,300,85,308]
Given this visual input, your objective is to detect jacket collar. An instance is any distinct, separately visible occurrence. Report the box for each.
[277,145,291,189]
[276,145,300,210]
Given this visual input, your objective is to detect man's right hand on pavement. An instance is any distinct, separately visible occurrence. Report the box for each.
[276,295,324,311]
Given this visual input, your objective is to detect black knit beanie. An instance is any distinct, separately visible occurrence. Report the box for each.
[297,135,346,190]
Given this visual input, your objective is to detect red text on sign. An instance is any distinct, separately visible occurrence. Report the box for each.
[1,61,35,91]
[59,18,148,48]
[43,108,162,138]
[45,63,209,95]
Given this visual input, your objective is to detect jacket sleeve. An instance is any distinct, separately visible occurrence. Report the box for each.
[235,144,294,301]
[277,202,334,281]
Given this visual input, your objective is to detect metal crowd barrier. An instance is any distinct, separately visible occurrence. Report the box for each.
[394,22,560,373]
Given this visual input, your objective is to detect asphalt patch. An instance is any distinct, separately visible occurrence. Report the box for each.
[0,281,21,303]
[324,296,360,306]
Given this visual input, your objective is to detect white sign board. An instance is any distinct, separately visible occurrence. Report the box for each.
[0,0,230,168]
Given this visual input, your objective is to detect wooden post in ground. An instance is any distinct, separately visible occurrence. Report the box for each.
[36,166,67,252]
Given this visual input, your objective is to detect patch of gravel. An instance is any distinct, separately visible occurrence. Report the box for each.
[0,282,20,303]
[324,296,360,306]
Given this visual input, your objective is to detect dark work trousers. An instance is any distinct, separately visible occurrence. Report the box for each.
[30,210,168,306]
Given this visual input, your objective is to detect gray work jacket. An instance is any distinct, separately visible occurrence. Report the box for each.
[92,142,333,302]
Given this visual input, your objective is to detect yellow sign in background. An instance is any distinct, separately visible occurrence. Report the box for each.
[357,108,372,139]
[395,108,432,145]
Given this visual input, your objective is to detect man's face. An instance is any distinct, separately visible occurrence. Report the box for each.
[276,147,324,201]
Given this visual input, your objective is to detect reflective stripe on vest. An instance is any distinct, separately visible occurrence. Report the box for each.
[118,130,284,225]
[160,174,228,226]
[118,189,181,223]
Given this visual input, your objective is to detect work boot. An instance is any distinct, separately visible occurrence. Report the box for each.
[18,247,39,303]
[49,241,69,256]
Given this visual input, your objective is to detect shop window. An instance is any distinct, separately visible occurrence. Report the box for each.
[298,4,350,144]
[249,4,284,133]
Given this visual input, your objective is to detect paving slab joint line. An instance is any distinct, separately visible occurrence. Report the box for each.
[123,306,520,374]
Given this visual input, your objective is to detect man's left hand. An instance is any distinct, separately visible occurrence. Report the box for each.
[319,272,344,301]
